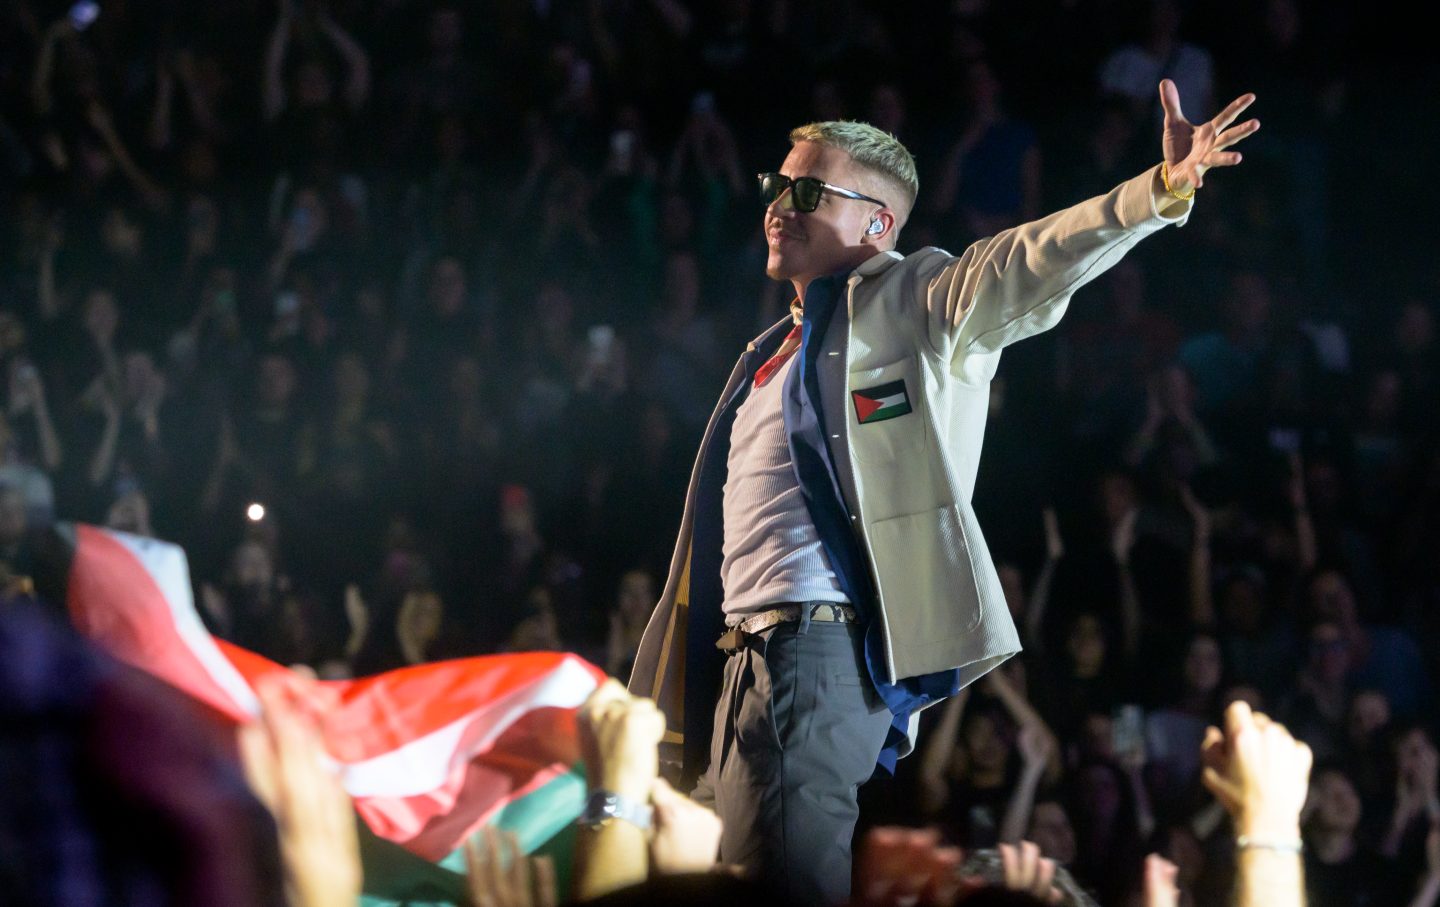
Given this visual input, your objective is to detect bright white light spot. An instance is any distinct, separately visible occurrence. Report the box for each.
[246,503,266,522]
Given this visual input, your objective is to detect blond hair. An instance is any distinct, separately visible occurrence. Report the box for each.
[788,120,919,220]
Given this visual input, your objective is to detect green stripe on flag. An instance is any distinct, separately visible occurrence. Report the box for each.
[359,766,588,906]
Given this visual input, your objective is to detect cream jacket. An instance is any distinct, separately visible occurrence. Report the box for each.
[630,164,1192,754]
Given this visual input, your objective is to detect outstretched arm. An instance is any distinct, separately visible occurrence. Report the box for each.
[922,82,1259,366]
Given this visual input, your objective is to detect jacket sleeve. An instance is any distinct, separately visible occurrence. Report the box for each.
[920,164,1191,367]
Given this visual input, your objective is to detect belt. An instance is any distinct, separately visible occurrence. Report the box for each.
[716,602,858,654]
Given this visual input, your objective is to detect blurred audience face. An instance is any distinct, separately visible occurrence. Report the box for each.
[1307,622,1350,684]
[1396,727,1438,785]
[1307,570,1358,627]
[500,485,537,537]
[1307,768,1361,836]
[429,257,468,317]
[106,490,152,536]
[1066,614,1107,678]
[962,712,1010,777]
[232,540,275,590]
[1097,472,1136,527]
[1183,634,1222,697]
[102,207,144,259]
[84,290,120,343]
[996,563,1025,623]
[1028,801,1076,864]
[764,142,888,288]
[1346,690,1390,744]
[617,569,655,624]
[257,355,298,409]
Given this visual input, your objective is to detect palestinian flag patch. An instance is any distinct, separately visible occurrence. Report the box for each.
[853,379,913,424]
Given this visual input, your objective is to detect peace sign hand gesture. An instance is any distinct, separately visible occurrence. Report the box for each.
[1159,78,1260,194]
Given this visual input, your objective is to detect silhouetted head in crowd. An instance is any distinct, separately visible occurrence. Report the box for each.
[1179,632,1223,707]
[996,561,1025,624]
[1306,765,1362,842]
[1348,689,1391,746]
[616,569,655,625]
[106,488,152,537]
[959,703,1014,784]
[1305,567,1361,629]
[1064,613,1110,681]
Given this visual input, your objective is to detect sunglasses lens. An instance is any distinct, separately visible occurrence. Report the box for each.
[759,174,787,207]
[793,178,822,212]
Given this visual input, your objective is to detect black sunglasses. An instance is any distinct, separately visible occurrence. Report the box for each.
[757,172,887,213]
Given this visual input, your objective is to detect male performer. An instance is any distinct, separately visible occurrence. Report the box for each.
[629,79,1259,902]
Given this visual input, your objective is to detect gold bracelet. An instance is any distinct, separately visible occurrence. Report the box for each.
[1161,162,1197,201]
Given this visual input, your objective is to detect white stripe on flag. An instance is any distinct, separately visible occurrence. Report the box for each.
[111,530,262,717]
[339,655,600,798]
[872,392,906,410]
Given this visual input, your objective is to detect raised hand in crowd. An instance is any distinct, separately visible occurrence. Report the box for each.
[1386,728,1440,858]
[649,777,723,875]
[1142,853,1181,907]
[238,672,361,907]
[1000,720,1060,845]
[463,827,558,907]
[1177,483,1215,629]
[7,358,63,470]
[1200,701,1311,907]
[998,841,1064,904]
[573,679,666,900]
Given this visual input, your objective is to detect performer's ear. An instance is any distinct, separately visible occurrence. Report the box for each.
[861,210,895,244]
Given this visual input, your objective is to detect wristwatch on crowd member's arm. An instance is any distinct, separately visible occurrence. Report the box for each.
[577,789,653,830]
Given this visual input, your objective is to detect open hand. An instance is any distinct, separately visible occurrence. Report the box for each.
[1160,79,1259,193]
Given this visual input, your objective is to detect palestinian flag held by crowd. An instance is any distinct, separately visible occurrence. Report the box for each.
[34,523,607,906]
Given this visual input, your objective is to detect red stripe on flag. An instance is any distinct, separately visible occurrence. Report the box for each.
[67,525,251,720]
[355,706,582,859]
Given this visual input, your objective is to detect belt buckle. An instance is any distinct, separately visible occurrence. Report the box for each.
[808,603,848,623]
[716,627,746,654]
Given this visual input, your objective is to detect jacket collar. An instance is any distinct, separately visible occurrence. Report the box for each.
[854,249,903,279]
[748,252,903,347]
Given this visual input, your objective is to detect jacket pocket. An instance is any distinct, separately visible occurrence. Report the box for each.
[848,356,926,465]
[866,504,983,649]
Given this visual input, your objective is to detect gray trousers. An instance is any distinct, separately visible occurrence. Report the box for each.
[696,611,892,905]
